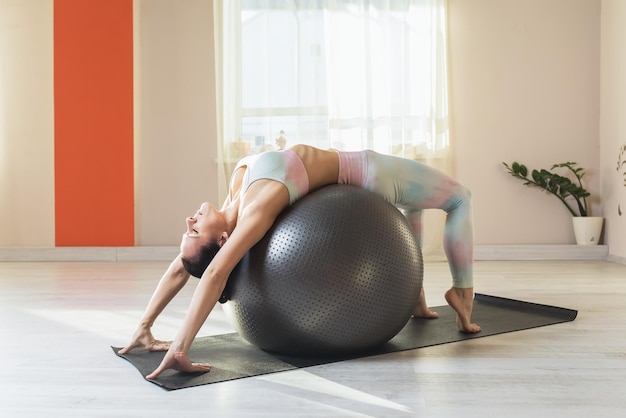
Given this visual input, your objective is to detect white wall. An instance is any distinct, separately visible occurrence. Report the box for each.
[0,0,54,246]
[600,0,626,260]
[134,0,219,245]
[138,0,604,247]
[448,0,601,245]
[2,0,617,251]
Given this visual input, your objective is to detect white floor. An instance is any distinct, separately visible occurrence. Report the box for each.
[1,259,625,417]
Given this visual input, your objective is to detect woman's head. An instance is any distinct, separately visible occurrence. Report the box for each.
[180,202,229,277]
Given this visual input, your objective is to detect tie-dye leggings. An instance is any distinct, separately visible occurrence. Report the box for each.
[336,150,473,288]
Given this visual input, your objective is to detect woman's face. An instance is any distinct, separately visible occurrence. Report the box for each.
[179,202,225,258]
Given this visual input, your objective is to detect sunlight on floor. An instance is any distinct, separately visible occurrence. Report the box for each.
[24,306,237,343]
[258,369,414,413]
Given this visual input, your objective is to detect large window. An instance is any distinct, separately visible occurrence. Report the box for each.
[241,5,329,152]
[225,0,449,160]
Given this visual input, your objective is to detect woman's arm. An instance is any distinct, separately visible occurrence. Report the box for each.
[118,254,190,354]
[145,219,272,378]
[146,183,289,378]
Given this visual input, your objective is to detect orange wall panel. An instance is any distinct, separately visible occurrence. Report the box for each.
[54,0,134,246]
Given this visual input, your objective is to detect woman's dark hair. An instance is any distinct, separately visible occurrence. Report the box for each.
[181,241,221,278]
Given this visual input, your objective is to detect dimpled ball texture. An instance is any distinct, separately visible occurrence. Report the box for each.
[220,184,423,356]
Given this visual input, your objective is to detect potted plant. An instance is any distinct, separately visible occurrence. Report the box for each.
[502,161,603,245]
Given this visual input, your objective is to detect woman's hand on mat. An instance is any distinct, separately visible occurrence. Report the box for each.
[146,350,211,380]
[118,326,171,354]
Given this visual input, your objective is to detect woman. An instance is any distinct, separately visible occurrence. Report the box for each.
[119,144,480,379]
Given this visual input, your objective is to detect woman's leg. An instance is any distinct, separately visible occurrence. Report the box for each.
[401,208,438,319]
[377,156,474,288]
[424,181,480,332]
[413,174,480,333]
[368,153,480,332]
[438,184,474,289]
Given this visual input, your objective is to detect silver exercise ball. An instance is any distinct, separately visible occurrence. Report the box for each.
[220,184,423,356]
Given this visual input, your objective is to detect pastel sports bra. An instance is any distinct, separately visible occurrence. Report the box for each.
[231,149,310,205]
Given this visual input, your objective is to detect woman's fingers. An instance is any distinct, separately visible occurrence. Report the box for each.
[117,344,135,355]
[145,351,211,380]
[190,362,212,373]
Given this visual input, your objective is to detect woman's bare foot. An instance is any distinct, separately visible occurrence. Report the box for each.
[412,288,439,319]
[444,287,481,333]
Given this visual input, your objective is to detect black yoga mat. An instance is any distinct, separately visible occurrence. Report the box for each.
[113,294,577,391]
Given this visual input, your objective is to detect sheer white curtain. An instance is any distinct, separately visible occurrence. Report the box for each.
[323,1,449,157]
[214,0,451,259]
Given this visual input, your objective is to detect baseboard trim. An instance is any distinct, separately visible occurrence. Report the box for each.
[474,245,609,261]
[0,246,180,262]
[0,245,612,262]
[607,253,626,265]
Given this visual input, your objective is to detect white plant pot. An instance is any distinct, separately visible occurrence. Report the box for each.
[572,216,604,245]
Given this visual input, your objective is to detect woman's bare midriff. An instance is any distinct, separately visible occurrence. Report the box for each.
[290,145,340,191]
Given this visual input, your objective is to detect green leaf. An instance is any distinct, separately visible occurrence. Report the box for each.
[519,165,527,177]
